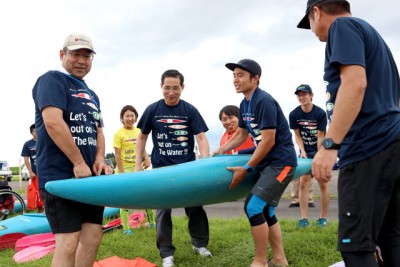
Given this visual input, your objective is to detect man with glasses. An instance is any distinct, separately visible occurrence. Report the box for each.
[135,69,212,267]
[32,33,112,267]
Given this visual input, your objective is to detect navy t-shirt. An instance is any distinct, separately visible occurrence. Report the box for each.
[21,139,37,173]
[238,88,297,169]
[32,70,103,188]
[137,99,208,168]
[324,17,400,167]
[289,105,327,156]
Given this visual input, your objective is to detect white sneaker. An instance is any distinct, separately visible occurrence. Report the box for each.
[162,256,174,267]
[193,246,212,257]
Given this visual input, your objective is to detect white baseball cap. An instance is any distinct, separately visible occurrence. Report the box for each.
[63,33,95,53]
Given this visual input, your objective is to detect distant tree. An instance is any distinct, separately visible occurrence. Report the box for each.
[105,152,116,168]
[105,152,115,159]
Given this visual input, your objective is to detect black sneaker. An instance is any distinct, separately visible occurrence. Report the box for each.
[289,203,300,208]
[308,203,315,208]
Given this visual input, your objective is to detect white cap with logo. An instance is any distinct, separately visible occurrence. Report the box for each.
[63,33,95,53]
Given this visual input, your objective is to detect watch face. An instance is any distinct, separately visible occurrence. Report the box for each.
[323,139,333,148]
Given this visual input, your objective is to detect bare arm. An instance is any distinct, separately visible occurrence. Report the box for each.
[42,106,91,178]
[293,129,306,158]
[228,129,276,189]
[135,132,148,172]
[142,150,151,169]
[316,130,325,151]
[23,157,36,178]
[312,65,367,182]
[92,127,109,176]
[114,147,124,173]
[195,132,210,158]
[212,128,249,155]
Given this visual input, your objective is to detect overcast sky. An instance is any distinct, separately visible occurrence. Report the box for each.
[1,0,399,167]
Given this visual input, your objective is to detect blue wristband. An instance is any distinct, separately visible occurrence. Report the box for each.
[244,164,253,173]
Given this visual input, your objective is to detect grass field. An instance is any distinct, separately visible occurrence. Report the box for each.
[0,215,342,267]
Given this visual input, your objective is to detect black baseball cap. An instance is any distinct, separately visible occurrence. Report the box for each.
[294,84,313,94]
[297,0,347,29]
[225,59,262,77]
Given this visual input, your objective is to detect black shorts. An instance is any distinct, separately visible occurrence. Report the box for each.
[338,135,400,252]
[40,188,104,234]
[251,165,296,207]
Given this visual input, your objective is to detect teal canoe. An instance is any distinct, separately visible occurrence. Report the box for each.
[0,214,50,237]
[0,207,119,237]
[45,155,311,209]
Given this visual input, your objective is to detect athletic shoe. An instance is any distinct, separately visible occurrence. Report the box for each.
[298,218,310,228]
[316,217,328,228]
[289,202,300,208]
[123,229,133,235]
[162,256,174,267]
[193,246,212,257]
[308,202,315,208]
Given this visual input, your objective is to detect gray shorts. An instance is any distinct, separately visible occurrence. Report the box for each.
[251,165,296,207]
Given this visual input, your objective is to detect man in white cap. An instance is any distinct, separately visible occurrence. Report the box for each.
[298,1,400,266]
[32,33,112,267]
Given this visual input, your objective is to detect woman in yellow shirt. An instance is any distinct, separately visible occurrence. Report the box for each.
[113,105,154,234]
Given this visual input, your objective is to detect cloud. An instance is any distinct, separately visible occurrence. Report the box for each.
[1,0,399,166]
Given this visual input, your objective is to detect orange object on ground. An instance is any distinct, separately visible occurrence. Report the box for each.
[27,177,44,211]
[93,256,158,267]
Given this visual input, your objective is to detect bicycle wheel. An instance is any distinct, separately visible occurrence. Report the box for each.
[0,189,26,221]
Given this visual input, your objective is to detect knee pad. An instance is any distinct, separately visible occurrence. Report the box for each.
[264,206,278,227]
[244,194,267,226]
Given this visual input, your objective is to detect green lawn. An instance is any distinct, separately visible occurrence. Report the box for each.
[0,216,342,267]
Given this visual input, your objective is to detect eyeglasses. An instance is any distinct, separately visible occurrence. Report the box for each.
[162,86,181,92]
[66,50,94,61]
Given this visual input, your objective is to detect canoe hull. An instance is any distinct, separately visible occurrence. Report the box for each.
[45,155,312,209]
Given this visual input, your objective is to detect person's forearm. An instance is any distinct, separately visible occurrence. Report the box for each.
[219,129,248,154]
[24,157,33,173]
[95,128,106,162]
[327,65,366,143]
[114,148,124,172]
[294,133,305,154]
[42,107,85,166]
[135,133,147,170]
[246,138,274,168]
[197,136,210,158]
[316,131,325,151]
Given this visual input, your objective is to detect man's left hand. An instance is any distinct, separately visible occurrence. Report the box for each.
[93,160,113,176]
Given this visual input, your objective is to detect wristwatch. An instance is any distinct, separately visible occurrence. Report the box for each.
[243,164,253,173]
[322,138,341,150]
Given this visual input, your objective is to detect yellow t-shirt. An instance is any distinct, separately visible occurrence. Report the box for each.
[113,127,141,172]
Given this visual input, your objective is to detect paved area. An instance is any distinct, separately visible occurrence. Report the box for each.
[9,170,339,221]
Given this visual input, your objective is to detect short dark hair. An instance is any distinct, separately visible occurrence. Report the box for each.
[249,72,260,86]
[219,105,240,121]
[29,124,35,134]
[120,105,138,121]
[310,0,351,19]
[161,69,184,86]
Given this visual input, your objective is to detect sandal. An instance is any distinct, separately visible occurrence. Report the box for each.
[267,260,288,267]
